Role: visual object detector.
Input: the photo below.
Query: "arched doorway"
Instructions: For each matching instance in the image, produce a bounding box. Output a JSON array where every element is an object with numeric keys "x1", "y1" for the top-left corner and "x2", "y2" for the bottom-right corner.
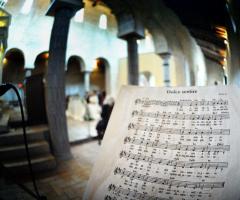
[
  {"x1": 65, "y1": 56, "x2": 87, "y2": 133},
  {"x1": 32, "y1": 51, "x2": 49, "y2": 75},
  {"x1": 90, "y1": 57, "x2": 110, "y2": 94},
  {"x1": 65, "y1": 55, "x2": 85, "y2": 97},
  {"x1": 1, "y1": 48, "x2": 25, "y2": 101},
  {"x1": 2, "y1": 48, "x2": 25, "y2": 83}
]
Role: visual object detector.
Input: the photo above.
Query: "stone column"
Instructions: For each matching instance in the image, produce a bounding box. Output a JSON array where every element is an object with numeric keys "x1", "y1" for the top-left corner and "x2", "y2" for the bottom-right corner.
[
  {"x1": 114, "y1": 11, "x2": 144, "y2": 85},
  {"x1": 159, "y1": 52, "x2": 171, "y2": 86},
  {"x1": 126, "y1": 37, "x2": 139, "y2": 85},
  {"x1": 84, "y1": 71, "x2": 91, "y2": 92},
  {"x1": 46, "y1": 0, "x2": 83, "y2": 160}
]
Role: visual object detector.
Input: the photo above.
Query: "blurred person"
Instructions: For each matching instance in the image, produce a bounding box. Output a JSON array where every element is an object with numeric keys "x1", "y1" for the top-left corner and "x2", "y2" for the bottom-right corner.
[
  {"x1": 96, "y1": 96, "x2": 114, "y2": 144},
  {"x1": 84, "y1": 90, "x2": 101, "y2": 121},
  {"x1": 98, "y1": 90, "x2": 106, "y2": 106}
]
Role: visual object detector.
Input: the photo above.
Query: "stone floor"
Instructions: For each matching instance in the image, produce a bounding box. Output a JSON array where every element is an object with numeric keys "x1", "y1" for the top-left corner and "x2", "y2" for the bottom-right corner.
[
  {"x1": 0, "y1": 140, "x2": 101, "y2": 200},
  {"x1": 67, "y1": 118, "x2": 98, "y2": 143}
]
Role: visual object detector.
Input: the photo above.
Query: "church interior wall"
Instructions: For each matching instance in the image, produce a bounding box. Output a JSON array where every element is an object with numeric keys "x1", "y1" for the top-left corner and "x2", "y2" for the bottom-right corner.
[
  {"x1": 136, "y1": 0, "x2": 207, "y2": 87},
  {"x1": 205, "y1": 58, "x2": 225, "y2": 85},
  {"x1": 119, "y1": 53, "x2": 163, "y2": 87},
  {"x1": 2, "y1": 0, "x2": 236, "y2": 101},
  {"x1": 5, "y1": 0, "x2": 53, "y2": 68},
  {"x1": 3, "y1": 0, "x2": 126, "y2": 98},
  {"x1": 118, "y1": 52, "x2": 178, "y2": 88}
]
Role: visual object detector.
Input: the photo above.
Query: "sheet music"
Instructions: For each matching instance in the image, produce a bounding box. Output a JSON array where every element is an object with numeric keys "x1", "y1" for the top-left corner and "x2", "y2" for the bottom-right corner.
[{"x1": 84, "y1": 86, "x2": 240, "y2": 200}]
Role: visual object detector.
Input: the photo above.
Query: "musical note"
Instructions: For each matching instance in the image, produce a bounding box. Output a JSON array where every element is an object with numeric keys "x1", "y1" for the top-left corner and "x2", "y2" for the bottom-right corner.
[
  {"x1": 108, "y1": 184, "x2": 170, "y2": 200},
  {"x1": 127, "y1": 123, "x2": 230, "y2": 135},
  {"x1": 84, "y1": 86, "x2": 240, "y2": 200},
  {"x1": 134, "y1": 98, "x2": 228, "y2": 107},
  {"x1": 114, "y1": 168, "x2": 225, "y2": 189},
  {"x1": 131, "y1": 111, "x2": 230, "y2": 120},
  {"x1": 119, "y1": 151, "x2": 228, "y2": 169},
  {"x1": 124, "y1": 137, "x2": 230, "y2": 152}
]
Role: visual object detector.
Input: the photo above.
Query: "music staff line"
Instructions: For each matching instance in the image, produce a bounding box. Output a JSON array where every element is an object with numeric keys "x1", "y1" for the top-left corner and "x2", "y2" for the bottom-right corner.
[
  {"x1": 128, "y1": 123, "x2": 230, "y2": 135},
  {"x1": 132, "y1": 110, "x2": 230, "y2": 120},
  {"x1": 119, "y1": 151, "x2": 228, "y2": 169},
  {"x1": 107, "y1": 184, "x2": 169, "y2": 200},
  {"x1": 114, "y1": 168, "x2": 225, "y2": 189},
  {"x1": 124, "y1": 137, "x2": 230, "y2": 152},
  {"x1": 134, "y1": 98, "x2": 228, "y2": 107}
]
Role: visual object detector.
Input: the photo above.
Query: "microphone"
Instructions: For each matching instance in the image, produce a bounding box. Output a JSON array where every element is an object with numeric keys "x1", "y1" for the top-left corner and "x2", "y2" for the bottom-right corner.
[{"x1": 0, "y1": 83, "x2": 12, "y2": 96}]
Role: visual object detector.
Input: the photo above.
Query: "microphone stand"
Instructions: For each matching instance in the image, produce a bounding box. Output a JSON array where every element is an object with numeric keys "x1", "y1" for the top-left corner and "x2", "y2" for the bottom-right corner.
[{"x1": 0, "y1": 83, "x2": 46, "y2": 200}]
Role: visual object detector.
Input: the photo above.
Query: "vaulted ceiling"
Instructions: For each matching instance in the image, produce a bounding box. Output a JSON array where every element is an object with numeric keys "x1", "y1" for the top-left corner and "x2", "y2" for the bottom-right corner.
[
  {"x1": 92, "y1": 0, "x2": 239, "y2": 65},
  {"x1": 163, "y1": 0, "x2": 230, "y2": 65}
]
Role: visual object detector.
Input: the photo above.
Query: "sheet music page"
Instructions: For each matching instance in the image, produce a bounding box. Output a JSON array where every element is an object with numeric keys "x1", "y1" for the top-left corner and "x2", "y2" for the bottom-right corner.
[{"x1": 84, "y1": 85, "x2": 240, "y2": 200}]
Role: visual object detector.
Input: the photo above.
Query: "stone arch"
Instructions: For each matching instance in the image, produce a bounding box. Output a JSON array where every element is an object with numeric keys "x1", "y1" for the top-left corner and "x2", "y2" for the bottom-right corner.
[
  {"x1": 102, "y1": 0, "x2": 207, "y2": 86},
  {"x1": 32, "y1": 51, "x2": 49, "y2": 75},
  {"x1": 90, "y1": 57, "x2": 110, "y2": 94},
  {"x1": 65, "y1": 55, "x2": 85, "y2": 97},
  {"x1": 66, "y1": 55, "x2": 85, "y2": 72},
  {"x1": 138, "y1": 1, "x2": 206, "y2": 86},
  {"x1": 2, "y1": 48, "x2": 25, "y2": 83}
]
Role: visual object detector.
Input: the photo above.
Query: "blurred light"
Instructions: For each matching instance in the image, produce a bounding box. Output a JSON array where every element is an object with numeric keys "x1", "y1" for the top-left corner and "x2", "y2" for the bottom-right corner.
[
  {"x1": 18, "y1": 83, "x2": 23, "y2": 88},
  {"x1": 21, "y1": 0, "x2": 33, "y2": 15},
  {"x1": 74, "y1": 8, "x2": 84, "y2": 23},
  {"x1": 99, "y1": 14, "x2": 107, "y2": 29},
  {"x1": 0, "y1": 42, "x2": 4, "y2": 52},
  {"x1": 226, "y1": 3, "x2": 237, "y2": 33},
  {"x1": 42, "y1": 53, "x2": 49, "y2": 59},
  {"x1": 2, "y1": 57, "x2": 7, "y2": 65},
  {"x1": 219, "y1": 49, "x2": 227, "y2": 57},
  {"x1": 215, "y1": 26, "x2": 228, "y2": 40},
  {"x1": 92, "y1": 59, "x2": 99, "y2": 71},
  {"x1": 0, "y1": 20, "x2": 7, "y2": 27}
]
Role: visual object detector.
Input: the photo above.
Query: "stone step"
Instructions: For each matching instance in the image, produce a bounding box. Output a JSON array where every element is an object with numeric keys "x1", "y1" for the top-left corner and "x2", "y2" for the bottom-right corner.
[
  {"x1": 0, "y1": 125, "x2": 49, "y2": 146},
  {"x1": 2, "y1": 155, "x2": 57, "y2": 177},
  {"x1": 0, "y1": 141, "x2": 50, "y2": 161}
]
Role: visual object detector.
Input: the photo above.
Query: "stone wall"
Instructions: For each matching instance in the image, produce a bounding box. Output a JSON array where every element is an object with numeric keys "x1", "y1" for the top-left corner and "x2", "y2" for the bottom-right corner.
[{"x1": 3, "y1": 0, "x2": 231, "y2": 99}]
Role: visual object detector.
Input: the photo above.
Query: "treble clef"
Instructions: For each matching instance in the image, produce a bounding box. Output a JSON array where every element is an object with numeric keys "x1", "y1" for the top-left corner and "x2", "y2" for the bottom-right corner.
[
  {"x1": 124, "y1": 137, "x2": 131, "y2": 144},
  {"x1": 128, "y1": 123, "x2": 134, "y2": 130},
  {"x1": 114, "y1": 167, "x2": 121, "y2": 175},
  {"x1": 131, "y1": 110, "x2": 138, "y2": 116},
  {"x1": 134, "y1": 99, "x2": 141, "y2": 105},
  {"x1": 119, "y1": 151, "x2": 126, "y2": 158}
]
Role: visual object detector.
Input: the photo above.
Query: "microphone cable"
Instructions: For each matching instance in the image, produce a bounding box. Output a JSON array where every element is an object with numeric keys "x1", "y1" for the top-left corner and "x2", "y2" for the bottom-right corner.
[{"x1": 0, "y1": 83, "x2": 46, "y2": 200}]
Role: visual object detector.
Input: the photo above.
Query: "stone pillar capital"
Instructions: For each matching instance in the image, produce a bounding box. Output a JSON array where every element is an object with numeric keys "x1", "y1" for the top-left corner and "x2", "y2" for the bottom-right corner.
[
  {"x1": 46, "y1": 0, "x2": 84, "y2": 17},
  {"x1": 115, "y1": 12, "x2": 145, "y2": 40},
  {"x1": 158, "y1": 52, "x2": 171, "y2": 60}
]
